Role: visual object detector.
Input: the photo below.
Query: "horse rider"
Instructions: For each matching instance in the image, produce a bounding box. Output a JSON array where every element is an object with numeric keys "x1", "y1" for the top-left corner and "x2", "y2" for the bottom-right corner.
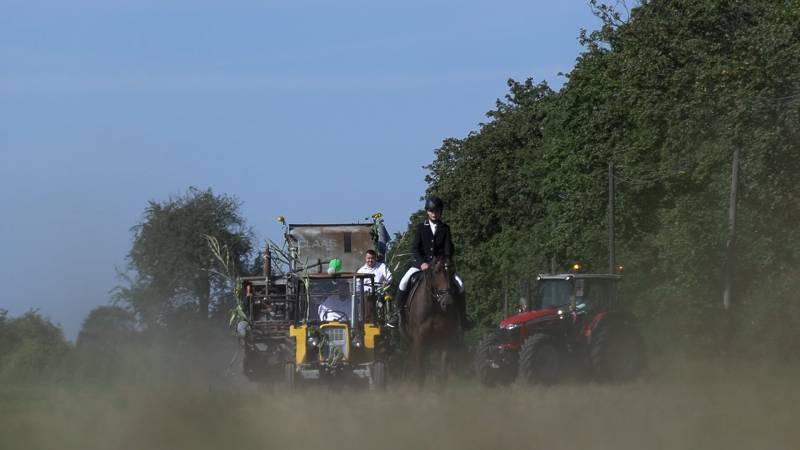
[{"x1": 391, "y1": 196, "x2": 473, "y2": 330}]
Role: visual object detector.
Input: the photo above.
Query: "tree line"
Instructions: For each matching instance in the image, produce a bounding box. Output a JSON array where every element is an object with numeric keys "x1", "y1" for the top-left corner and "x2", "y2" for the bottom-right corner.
[{"x1": 416, "y1": 0, "x2": 800, "y2": 356}]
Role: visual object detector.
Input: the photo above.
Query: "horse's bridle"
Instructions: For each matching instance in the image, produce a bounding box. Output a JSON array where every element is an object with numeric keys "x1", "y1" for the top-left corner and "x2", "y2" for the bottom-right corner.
[
  {"x1": 431, "y1": 286, "x2": 451, "y2": 300},
  {"x1": 430, "y1": 262, "x2": 454, "y2": 310}
]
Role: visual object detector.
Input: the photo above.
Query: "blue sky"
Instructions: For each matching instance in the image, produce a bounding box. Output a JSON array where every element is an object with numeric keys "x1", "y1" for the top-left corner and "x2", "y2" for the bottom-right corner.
[{"x1": 1, "y1": 0, "x2": 599, "y2": 339}]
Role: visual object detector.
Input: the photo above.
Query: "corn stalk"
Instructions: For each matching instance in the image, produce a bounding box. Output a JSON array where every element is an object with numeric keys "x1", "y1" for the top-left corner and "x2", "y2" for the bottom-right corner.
[{"x1": 203, "y1": 234, "x2": 246, "y2": 326}]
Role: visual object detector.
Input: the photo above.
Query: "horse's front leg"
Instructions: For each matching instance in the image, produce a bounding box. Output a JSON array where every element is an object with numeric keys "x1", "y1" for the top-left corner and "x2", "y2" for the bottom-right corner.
[
  {"x1": 433, "y1": 347, "x2": 448, "y2": 393},
  {"x1": 411, "y1": 337, "x2": 427, "y2": 388}
]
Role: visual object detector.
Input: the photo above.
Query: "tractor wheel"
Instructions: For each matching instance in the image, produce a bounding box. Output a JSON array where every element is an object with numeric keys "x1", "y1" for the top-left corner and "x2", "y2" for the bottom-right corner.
[
  {"x1": 284, "y1": 361, "x2": 296, "y2": 390},
  {"x1": 518, "y1": 333, "x2": 560, "y2": 385},
  {"x1": 284, "y1": 336, "x2": 297, "y2": 362},
  {"x1": 474, "y1": 335, "x2": 515, "y2": 387},
  {"x1": 242, "y1": 348, "x2": 258, "y2": 381},
  {"x1": 371, "y1": 361, "x2": 387, "y2": 391},
  {"x1": 590, "y1": 321, "x2": 644, "y2": 383},
  {"x1": 283, "y1": 336, "x2": 298, "y2": 390}
]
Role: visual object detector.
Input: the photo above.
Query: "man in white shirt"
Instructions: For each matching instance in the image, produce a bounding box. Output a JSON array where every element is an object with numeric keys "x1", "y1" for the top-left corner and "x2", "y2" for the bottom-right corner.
[
  {"x1": 357, "y1": 250, "x2": 392, "y2": 294},
  {"x1": 357, "y1": 250, "x2": 391, "y2": 322}
]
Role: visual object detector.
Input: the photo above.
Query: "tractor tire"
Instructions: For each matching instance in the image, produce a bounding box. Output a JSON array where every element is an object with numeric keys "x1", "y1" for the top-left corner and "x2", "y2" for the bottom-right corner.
[
  {"x1": 284, "y1": 361, "x2": 296, "y2": 390},
  {"x1": 242, "y1": 348, "x2": 258, "y2": 382},
  {"x1": 590, "y1": 321, "x2": 644, "y2": 383},
  {"x1": 283, "y1": 336, "x2": 297, "y2": 364},
  {"x1": 283, "y1": 336, "x2": 298, "y2": 391},
  {"x1": 474, "y1": 335, "x2": 515, "y2": 387},
  {"x1": 371, "y1": 361, "x2": 387, "y2": 391},
  {"x1": 518, "y1": 333, "x2": 560, "y2": 385}
]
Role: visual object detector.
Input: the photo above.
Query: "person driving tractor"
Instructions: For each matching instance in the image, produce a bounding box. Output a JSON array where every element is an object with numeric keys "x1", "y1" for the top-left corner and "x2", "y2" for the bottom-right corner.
[{"x1": 318, "y1": 281, "x2": 350, "y2": 322}]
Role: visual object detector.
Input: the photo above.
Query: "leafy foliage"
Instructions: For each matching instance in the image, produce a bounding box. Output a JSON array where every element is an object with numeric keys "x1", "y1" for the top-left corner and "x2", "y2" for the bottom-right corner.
[
  {"x1": 203, "y1": 234, "x2": 246, "y2": 326},
  {"x1": 0, "y1": 310, "x2": 71, "y2": 382},
  {"x1": 419, "y1": 0, "x2": 800, "y2": 354},
  {"x1": 118, "y1": 187, "x2": 253, "y2": 330},
  {"x1": 76, "y1": 305, "x2": 137, "y2": 350}
]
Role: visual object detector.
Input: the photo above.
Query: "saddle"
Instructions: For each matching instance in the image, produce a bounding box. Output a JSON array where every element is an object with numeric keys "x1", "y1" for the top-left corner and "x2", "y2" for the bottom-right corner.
[{"x1": 405, "y1": 270, "x2": 425, "y2": 310}]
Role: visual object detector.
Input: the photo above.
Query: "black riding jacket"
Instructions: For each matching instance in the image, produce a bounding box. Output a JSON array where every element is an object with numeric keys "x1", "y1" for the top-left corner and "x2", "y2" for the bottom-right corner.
[{"x1": 412, "y1": 219, "x2": 455, "y2": 268}]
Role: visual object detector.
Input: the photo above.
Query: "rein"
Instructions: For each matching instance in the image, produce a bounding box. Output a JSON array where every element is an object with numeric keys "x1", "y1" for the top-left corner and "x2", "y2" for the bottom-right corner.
[
  {"x1": 431, "y1": 286, "x2": 450, "y2": 302},
  {"x1": 427, "y1": 262, "x2": 454, "y2": 311}
]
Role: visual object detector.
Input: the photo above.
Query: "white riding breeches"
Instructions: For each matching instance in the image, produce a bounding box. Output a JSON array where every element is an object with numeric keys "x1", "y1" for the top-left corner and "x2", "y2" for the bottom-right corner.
[{"x1": 399, "y1": 267, "x2": 465, "y2": 293}]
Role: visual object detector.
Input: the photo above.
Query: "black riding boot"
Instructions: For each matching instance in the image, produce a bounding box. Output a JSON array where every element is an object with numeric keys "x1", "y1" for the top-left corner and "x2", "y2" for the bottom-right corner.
[
  {"x1": 388, "y1": 289, "x2": 408, "y2": 328},
  {"x1": 456, "y1": 292, "x2": 474, "y2": 331}
]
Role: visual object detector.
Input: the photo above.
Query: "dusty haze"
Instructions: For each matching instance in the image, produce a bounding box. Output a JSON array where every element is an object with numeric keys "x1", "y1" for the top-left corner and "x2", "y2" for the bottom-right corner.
[{"x1": 2, "y1": 358, "x2": 798, "y2": 450}]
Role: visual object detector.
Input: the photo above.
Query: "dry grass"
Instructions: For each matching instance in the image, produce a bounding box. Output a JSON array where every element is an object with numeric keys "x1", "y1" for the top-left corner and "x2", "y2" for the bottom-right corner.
[{"x1": 2, "y1": 359, "x2": 798, "y2": 450}]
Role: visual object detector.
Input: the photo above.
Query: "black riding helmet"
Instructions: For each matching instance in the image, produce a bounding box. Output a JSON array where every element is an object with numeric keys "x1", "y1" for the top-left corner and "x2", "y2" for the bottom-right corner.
[{"x1": 425, "y1": 196, "x2": 444, "y2": 212}]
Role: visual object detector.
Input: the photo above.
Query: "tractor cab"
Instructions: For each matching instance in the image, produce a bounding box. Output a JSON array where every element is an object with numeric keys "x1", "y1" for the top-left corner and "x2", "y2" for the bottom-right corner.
[
  {"x1": 531, "y1": 273, "x2": 621, "y2": 314},
  {"x1": 305, "y1": 277, "x2": 359, "y2": 324},
  {"x1": 302, "y1": 274, "x2": 383, "y2": 325},
  {"x1": 288, "y1": 273, "x2": 385, "y2": 385},
  {"x1": 502, "y1": 273, "x2": 622, "y2": 333}
]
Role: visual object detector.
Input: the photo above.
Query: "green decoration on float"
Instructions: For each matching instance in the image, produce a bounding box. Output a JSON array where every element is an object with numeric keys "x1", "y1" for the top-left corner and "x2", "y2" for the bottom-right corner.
[{"x1": 328, "y1": 258, "x2": 342, "y2": 273}]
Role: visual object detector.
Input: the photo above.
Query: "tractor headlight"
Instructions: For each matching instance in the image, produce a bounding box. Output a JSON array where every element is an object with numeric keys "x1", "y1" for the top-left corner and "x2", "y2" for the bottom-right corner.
[
  {"x1": 500, "y1": 324, "x2": 521, "y2": 342},
  {"x1": 352, "y1": 334, "x2": 364, "y2": 348},
  {"x1": 308, "y1": 335, "x2": 318, "y2": 347}
]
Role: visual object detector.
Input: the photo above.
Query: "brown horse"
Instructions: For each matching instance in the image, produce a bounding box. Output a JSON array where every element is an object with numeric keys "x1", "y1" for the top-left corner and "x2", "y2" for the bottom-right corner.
[{"x1": 403, "y1": 256, "x2": 461, "y2": 388}]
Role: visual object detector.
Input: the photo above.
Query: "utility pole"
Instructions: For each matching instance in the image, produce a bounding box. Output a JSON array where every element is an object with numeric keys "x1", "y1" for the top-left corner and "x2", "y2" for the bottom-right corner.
[
  {"x1": 608, "y1": 160, "x2": 616, "y2": 274},
  {"x1": 723, "y1": 147, "x2": 740, "y2": 311}
]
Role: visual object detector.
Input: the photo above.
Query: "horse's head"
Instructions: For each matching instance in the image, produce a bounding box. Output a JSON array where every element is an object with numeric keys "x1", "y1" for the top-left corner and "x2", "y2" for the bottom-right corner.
[{"x1": 430, "y1": 256, "x2": 456, "y2": 311}]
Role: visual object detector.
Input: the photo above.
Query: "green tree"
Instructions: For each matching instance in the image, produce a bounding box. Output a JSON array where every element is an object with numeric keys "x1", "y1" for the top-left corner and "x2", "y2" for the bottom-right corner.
[
  {"x1": 558, "y1": 0, "x2": 800, "y2": 348},
  {"x1": 0, "y1": 310, "x2": 71, "y2": 382},
  {"x1": 119, "y1": 187, "x2": 253, "y2": 329},
  {"x1": 76, "y1": 305, "x2": 137, "y2": 350},
  {"x1": 70, "y1": 306, "x2": 139, "y2": 383},
  {"x1": 0, "y1": 310, "x2": 10, "y2": 368},
  {"x1": 416, "y1": 0, "x2": 800, "y2": 354}
]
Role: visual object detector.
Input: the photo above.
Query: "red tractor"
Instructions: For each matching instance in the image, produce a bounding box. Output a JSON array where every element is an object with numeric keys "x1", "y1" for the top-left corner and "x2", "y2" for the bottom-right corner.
[{"x1": 474, "y1": 269, "x2": 644, "y2": 386}]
